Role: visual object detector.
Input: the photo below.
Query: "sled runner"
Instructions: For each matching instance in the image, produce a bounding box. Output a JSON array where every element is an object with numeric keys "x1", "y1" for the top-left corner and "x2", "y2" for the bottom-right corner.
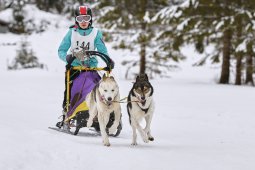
[{"x1": 54, "y1": 51, "x2": 122, "y2": 137}]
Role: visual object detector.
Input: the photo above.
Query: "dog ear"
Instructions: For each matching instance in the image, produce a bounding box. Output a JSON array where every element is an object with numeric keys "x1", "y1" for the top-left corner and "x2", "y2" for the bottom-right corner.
[
  {"x1": 102, "y1": 73, "x2": 107, "y2": 81},
  {"x1": 144, "y1": 73, "x2": 149, "y2": 81},
  {"x1": 110, "y1": 76, "x2": 115, "y2": 80},
  {"x1": 135, "y1": 74, "x2": 140, "y2": 81},
  {"x1": 149, "y1": 83, "x2": 154, "y2": 96}
]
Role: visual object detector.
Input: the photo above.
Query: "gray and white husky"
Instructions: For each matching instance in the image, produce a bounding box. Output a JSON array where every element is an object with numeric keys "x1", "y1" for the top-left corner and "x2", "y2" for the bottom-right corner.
[
  {"x1": 86, "y1": 74, "x2": 121, "y2": 146},
  {"x1": 127, "y1": 74, "x2": 155, "y2": 145}
]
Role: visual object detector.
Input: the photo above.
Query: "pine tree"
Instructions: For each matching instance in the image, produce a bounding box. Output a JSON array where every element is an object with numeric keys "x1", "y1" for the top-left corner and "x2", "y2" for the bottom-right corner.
[
  {"x1": 245, "y1": 43, "x2": 254, "y2": 85},
  {"x1": 9, "y1": 0, "x2": 26, "y2": 34},
  {"x1": 234, "y1": 1, "x2": 243, "y2": 85},
  {"x1": 96, "y1": 0, "x2": 171, "y2": 78},
  {"x1": 8, "y1": 38, "x2": 44, "y2": 70},
  {"x1": 35, "y1": 0, "x2": 65, "y2": 13},
  {"x1": 156, "y1": 0, "x2": 255, "y2": 85},
  {"x1": 0, "y1": 0, "x2": 13, "y2": 10}
]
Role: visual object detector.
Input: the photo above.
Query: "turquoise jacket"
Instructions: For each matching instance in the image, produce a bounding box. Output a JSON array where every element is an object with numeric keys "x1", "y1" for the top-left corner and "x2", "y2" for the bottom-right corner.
[{"x1": 58, "y1": 26, "x2": 109, "y2": 67}]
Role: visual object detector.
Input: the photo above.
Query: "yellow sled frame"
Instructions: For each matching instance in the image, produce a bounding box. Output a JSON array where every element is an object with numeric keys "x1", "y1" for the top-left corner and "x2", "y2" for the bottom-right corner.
[{"x1": 65, "y1": 66, "x2": 108, "y2": 122}]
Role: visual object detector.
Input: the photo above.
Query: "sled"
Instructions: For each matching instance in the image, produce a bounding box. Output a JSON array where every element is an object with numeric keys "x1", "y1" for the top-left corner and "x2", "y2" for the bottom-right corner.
[{"x1": 55, "y1": 51, "x2": 122, "y2": 136}]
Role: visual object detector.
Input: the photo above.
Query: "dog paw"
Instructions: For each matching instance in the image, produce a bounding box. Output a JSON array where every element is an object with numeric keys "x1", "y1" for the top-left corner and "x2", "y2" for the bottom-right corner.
[
  {"x1": 104, "y1": 143, "x2": 111, "y2": 147},
  {"x1": 131, "y1": 142, "x2": 137, "y2": 146},
  {"x1": 148, "y1": 136, "x2": 154, "y2": 141},
  {"x1": 103, "y1": 140, "x2": 111, "y2": 147},
  {"x1": 141, "y1": 132, "x2": 149, "y2": 143}
]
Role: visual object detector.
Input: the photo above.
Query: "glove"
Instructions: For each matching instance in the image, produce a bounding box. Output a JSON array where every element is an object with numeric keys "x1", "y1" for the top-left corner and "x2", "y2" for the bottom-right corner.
[
  {"x1": 73, "y1": 50, "x2": 85, "y2": 61},
  {"x1": 103, "y1": 66, "x2": 111, "y2": 72},
  {"x1": 103, "y1": 60, "x2": 115, "y2": 72},
  {"x1": 66, "y1": 54, "x2": 76, "y2": 69},
  {"x1": 109, "y1": 59, "x2": 115, "y2": 70}
]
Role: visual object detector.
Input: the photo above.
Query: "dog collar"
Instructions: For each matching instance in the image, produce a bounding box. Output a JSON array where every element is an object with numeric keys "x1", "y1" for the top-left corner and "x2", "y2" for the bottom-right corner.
[
  {"x1": 141, "y1": 107, "x2": 149, "y2": 113},
  {"x1": 136, "y1": 99, "x2": 151, "y2": 114},
  {"x1": 136, "y1": 101, "x2": 150, "y2": 114}
]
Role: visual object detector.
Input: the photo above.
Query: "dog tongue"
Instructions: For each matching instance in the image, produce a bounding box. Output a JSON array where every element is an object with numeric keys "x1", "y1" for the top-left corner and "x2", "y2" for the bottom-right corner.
[
  {"x1": 141, "y1": 100, "x2": 146, "y2": 106},
  {"x1": 107, "y1": 101, "x2": 112, "y2": 106}
]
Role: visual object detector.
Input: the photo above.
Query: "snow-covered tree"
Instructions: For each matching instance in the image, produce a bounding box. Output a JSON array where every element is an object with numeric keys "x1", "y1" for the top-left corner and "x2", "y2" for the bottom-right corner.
[
  {"x1": 35, "y1": 0, "x2": 98, "y2": 14},
  {"x1": 9, "y1": 0, "x2": 26, "y2": 33},
  {"x1": 8, "y1": 38, "x2": 45, "y2": 70},
  {"x1": 96, "y1": 0, "x2": 178, "y2": 78},
  {"x1": 156, "y1": 0, "x2": 255, "y2": 85},
  {"x1": 0, "y1": 0, "x2": 13, "y2": 10},
  {"x1": 35, "y1": 0, "x2": 64, "y2": 13}
]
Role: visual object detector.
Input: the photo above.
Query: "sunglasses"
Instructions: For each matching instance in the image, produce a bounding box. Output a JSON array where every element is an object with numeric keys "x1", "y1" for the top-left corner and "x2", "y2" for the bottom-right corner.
[{"x1": 76, "y1": 15, "x2": 91, "y2": 23}]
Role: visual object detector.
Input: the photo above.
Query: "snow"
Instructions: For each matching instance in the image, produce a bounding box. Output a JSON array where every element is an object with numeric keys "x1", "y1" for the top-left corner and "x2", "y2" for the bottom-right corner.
[
  {"x1": 143, "y1": 11, "x2": 150, "y2": 23},
  {"x1": 177, "y1": 18, "x2": 190, "y2": 31},
  {"x1": 180, "y1": 0, "x2": 198, "y2": 9},
  {"x1": 215, "y1": 20, "x2": 224, "y2": 31},
  {"x1": 236, "y1": 40, "x2": 247, "y2": 53},
  {"x1": 1, "y1": 5, "x2": 255, "y2": 170},
  {"x1": 0, "y1": 8, "x2": 13, "y2": 22},
  {"x1": 99, "y1": 6, "x2": 115, "y2": 17},
  {"x1": 152, "y1": 6, "x2": 177, "y2": 23}
]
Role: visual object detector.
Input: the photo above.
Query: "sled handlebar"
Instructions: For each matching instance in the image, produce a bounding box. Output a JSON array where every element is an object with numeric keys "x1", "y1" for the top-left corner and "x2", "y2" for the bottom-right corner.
[
  {"x1": 71, "y1": 66, "x2": 106, "y2": 71},
  {"x1": 72, "y1": 50, "x2": 114, "y2": 72}
]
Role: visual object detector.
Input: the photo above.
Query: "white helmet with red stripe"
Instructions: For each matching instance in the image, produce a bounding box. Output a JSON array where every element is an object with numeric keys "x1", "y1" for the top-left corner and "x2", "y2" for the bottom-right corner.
[{"x1": 74, "y1": 5, "x2": 93, "y2": 28}]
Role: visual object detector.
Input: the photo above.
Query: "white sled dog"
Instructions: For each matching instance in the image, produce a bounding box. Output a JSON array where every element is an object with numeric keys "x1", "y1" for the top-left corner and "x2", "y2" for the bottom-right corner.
[
  {"x1": 86, "y1": 74, "x2": 121, "y2": 146},
  {"x1": 127, "y1": 74, "x2": 155, "y2": 145}
]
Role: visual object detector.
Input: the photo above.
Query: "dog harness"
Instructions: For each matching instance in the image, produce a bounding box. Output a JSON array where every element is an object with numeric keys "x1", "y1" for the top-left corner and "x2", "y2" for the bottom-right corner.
[{"x1": 140, "y1": 105, "x2": 149, "y2": 113}]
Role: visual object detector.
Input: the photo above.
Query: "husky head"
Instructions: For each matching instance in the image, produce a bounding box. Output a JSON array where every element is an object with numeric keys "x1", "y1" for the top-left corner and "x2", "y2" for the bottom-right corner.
[
  {"x1": 132, "y1": 74, "x2": 153, "y2": 105},
  {"x1": 99, "y1": 74, "x2": 119, "y2": 105}
]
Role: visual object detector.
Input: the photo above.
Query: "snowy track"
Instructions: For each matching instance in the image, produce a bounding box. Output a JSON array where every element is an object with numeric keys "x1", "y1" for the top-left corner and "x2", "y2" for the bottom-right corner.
[{"x1": 0, "y1": 68, "x2": 255, "y2": 170}]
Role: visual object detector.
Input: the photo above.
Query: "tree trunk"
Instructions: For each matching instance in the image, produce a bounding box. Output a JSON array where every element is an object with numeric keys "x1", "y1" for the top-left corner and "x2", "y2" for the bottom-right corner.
[
  {"x1": 235, "y1": 11, "x2": 243, "y2": 85},
  {"x1": 235, "y1": 53, "x2": 242, "y2": 85},
  {"x1": 245, "y1": 43, "x2": 254, "y2": 85},
  {"x1": 219, "y1": 28, "x2": 231, "y2": 84},
  {"x1": 139, "y1": 22, "x2": 146, "y2": 74},
  {"x1": 140, "y1": 42, "x2": 146, "y2": 74}
]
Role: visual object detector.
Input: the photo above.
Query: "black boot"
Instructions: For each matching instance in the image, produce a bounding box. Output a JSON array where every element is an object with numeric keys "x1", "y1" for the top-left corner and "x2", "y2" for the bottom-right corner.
[
  {"x1": 56, "y1": 115, "x2": 66, "y2": 129},
  {"x1": 74, "y1": 111, "x2": 89, "y2": 135}
]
